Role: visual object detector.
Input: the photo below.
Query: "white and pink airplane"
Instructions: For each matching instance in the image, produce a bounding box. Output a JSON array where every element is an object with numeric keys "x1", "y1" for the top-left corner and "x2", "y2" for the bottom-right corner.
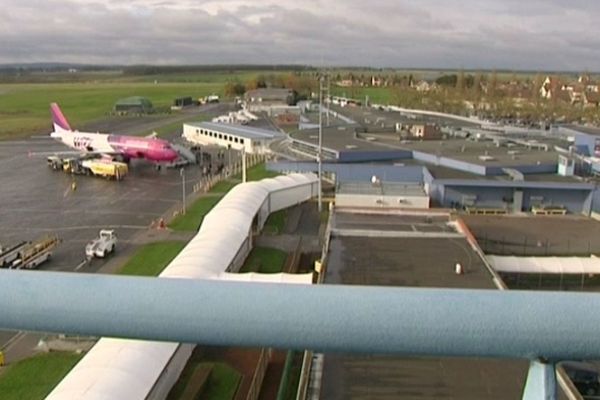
[{"x1": 49, "y1": 103, "x2": 179, "y2": 163}]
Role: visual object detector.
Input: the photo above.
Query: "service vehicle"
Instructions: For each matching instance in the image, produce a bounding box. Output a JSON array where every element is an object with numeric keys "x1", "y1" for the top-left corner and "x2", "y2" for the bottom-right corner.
[
  {"x1": 81, "y1": 158, "x2": 128, "y2": 180},
  {"x1": 47, "y1": 156, "x2": 128, "y2": 180},
  {"x1": 0, "y1": 241, "x2": 28, "y2": 268},
  {"x1": 85, "y1": 230, "x2": 117, "y2": 259},
  {"x1": 4, "y1": 235, "x2": 61, "y2": 270}
]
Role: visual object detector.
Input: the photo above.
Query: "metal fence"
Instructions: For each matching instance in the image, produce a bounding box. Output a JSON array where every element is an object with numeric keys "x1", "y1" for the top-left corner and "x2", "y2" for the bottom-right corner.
[{"x1": 479, "y1": 235, "x2": 596, "y2": 257}]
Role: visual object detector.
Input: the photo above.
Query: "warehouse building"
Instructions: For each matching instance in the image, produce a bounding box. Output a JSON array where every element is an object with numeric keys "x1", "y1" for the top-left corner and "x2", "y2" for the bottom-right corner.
[
  {"x1": 113, "y1": 96, "x2": 153, "y2": 114},
  {"x1": 182, "y1": 122, "x2": 283, "y2": 154},
  {"x1": 244, "y1": 88, "x2": 294, "y2": 108}
]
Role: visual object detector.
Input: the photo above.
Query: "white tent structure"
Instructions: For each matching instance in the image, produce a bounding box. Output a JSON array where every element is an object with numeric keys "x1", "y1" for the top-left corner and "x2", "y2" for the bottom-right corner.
[
  {"x1": 46, "y1": 173, "x2": 318, "y2": 400},
  {"x1": 487, "y1": 255, "x2": 600, "y2": 274}
]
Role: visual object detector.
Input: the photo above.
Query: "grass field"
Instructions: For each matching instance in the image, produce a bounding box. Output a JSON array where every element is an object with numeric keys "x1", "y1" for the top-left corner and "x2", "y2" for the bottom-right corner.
[
  {"x1": 239, "y1": 247, "x2": 288, "y2": 274},
  {"x1": 168, "y1": 195, "x2": 224, "y2": 231},
  {"x1": 118, "y1": 241, "x2": 186, "y2": 276},
  {"x1": 0, "y1": 352, "x2": 83, "y2": 400},
  {"x1": 168, "y1": 362, "x2": 241, "y2": 400},
  {"x1": 196, "y1": 363, "x2": 241, "y2": 400},
  {"x1": 245, "y1": 163, "x2": 280, "y2": 181},
  {"x1": 277, "y1": 351, "x2": 303, "y2": 400},
  {"x1": 170, "y1": 164, "x2": 280, "y2": 231},
  {"x1": 0, "y1": 81, "x2": 224, "y2": 138},
  {"x1": 209, "y1": 179, "x2": 240, "y2": 193},
  {"x1": 263, "y1": 209, "x2": 287, "y2": 235}
]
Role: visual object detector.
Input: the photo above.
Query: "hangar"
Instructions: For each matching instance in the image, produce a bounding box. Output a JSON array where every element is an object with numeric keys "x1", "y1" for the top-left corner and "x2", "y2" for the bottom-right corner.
[{"x1": 113, "y1": 96, "x2": 153, "y2": 114}]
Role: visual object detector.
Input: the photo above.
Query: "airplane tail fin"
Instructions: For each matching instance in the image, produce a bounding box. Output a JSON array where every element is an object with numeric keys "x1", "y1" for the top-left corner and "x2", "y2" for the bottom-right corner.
[{"x1": 50, "y1": 103, "x2": 72, "y2": 133}]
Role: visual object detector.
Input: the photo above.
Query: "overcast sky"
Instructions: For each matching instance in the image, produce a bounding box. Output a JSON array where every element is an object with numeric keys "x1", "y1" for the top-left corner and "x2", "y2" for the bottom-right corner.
[{"x1": 1, "y1": 0, "x2": 599, "y2": 71}]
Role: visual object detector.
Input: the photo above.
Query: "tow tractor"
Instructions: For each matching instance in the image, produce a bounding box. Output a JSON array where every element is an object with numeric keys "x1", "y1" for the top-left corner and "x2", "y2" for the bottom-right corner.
[
  {"x1": 85, "y1": 230, "x2": 117, "y2": 259},
  {"x1": 0, "y1": 235, "x2": 61, "y2": 270}
]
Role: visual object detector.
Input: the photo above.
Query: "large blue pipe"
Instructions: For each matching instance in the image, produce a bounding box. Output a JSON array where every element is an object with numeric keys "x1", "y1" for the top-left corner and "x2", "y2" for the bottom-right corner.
[{"x1": 2, "y1": 269, "x2": 599, "y2": 360}]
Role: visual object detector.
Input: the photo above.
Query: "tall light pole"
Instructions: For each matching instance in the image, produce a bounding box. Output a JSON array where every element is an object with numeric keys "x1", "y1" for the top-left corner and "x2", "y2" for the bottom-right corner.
[
  {"x1": 180, "y1": 168, "x2": 186, "y2": 215},
  {"x1": 318, "y1": 75, "x2": 324, "y2": 213},
  {"x1": 326, "y1": 73, "x2": 330, "y2": 127},
  {"x1": 227, "y1": 145, "x2": 232, "y2": 176},
  {"x1": 242, "y1": 147, "x2": 247, "y2": 183}
]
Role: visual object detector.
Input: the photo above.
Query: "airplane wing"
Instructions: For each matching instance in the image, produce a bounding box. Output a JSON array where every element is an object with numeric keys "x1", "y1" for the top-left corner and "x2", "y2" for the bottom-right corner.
[{"x1": 28, "y1": 150, "x2": 120, "y2": 158}]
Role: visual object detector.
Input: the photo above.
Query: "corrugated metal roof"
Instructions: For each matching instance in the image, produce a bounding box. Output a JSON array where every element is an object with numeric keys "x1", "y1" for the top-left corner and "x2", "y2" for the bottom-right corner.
[{"x1": 185, "y1": 122, "x2": 283, "y2": 140}]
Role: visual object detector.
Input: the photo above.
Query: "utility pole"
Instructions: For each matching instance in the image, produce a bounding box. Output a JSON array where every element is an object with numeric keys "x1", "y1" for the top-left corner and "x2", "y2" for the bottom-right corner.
[
  {"x1": 180, "y1": 168, "x2": 186, "y2": 215},
  {"x1": 318, "y1": 75, "x2": 324, "y2": 213},
  {"x1": 242, "y1": 147, "x2": 247, "y2": 183},
  {"x1": 227, "y1": 144, "x2": 232, "y2": 176},
  {"x1": 326, "y1": 73, "x2": 330, "y2": 127}
]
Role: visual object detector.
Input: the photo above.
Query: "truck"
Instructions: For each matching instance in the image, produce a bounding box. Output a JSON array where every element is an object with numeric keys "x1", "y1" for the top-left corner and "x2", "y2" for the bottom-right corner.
[
  {"x1": 3, "y1": 235, "x2": 61, "y2": 270},
  {"x1": 0, "y1": 241, "x2": 29, "y2": 268},
  {"x1": 47, "y1": 156, "x2": 128, "y2": 180},
  {"x1": 85, "y1": 230, "x2": 117, "y2": 259}
]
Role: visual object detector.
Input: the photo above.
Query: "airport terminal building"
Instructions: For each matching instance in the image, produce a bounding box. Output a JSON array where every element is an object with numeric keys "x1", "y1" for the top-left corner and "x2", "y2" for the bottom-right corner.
[
  {"x1": 182, "y1": 122, "x2": 283, "y2": 154},
  {"x1": 272, "y1": 107, "x2": 600, "y2": 216}
]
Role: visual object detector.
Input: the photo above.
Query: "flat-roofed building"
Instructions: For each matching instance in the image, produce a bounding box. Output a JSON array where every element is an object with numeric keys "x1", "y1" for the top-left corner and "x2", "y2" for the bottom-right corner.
[
  {"x1": 182, "y1": 122, "x2": 283, "y2": 154},
  {"x1": 336, "y1": 181, "x2": 430, "y2": 209}
]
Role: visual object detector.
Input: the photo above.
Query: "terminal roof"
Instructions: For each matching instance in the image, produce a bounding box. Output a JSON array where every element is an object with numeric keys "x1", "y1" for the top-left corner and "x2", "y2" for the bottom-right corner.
[{"x1": 186, "y1": 121, "x2": 283, "y2": 140}]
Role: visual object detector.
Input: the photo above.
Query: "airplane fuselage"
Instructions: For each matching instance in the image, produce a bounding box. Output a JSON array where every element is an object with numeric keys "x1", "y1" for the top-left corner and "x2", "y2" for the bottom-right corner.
[
  {"x1": 49, "y1": 103, "x2": 179, "y2": 163},
  {"x1": 50, "y1": 131, "x2": 179, "y2": 163}
]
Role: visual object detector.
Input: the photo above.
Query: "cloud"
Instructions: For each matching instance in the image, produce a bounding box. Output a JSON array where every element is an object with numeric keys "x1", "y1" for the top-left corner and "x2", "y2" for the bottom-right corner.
[{"x1": 0, "y1": 0, "x2": 599, "y2": 70}]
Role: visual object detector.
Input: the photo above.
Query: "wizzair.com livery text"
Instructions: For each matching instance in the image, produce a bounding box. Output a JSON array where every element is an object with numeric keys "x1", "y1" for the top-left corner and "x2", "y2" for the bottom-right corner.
[{"x1": 50, "y1": 103, "x2": 179, "y2": 163}]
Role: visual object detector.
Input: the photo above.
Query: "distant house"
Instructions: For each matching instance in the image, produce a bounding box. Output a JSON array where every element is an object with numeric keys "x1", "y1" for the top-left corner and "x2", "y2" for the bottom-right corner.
[
  {"x1": 337, "y1": 79, "x2": 354, "y2": 87},
  {"x1": 568, "y1": 89, "x2": 584, "y2": 104},
  {"x1": 540, "y1": 76, "x2": 561, "y2": 99},
  {"x1": 409, "y1": 124, "x2": 442, "y2": 140},
  {"x1": 371, "y1": 76, "x2": 384, "y2": 87},
  {"x1": 414, "y1": 81, "x2": 431, "y2": 92},
  {"x1": 584, "y1": 91, "x2": 600, "y2": 107},
  {"x1": 539, "y1": 76, "x2": 593, "y2": 104},
  {"x1": 113, "y1": 96, "x2": 153, "y2": 114}
]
